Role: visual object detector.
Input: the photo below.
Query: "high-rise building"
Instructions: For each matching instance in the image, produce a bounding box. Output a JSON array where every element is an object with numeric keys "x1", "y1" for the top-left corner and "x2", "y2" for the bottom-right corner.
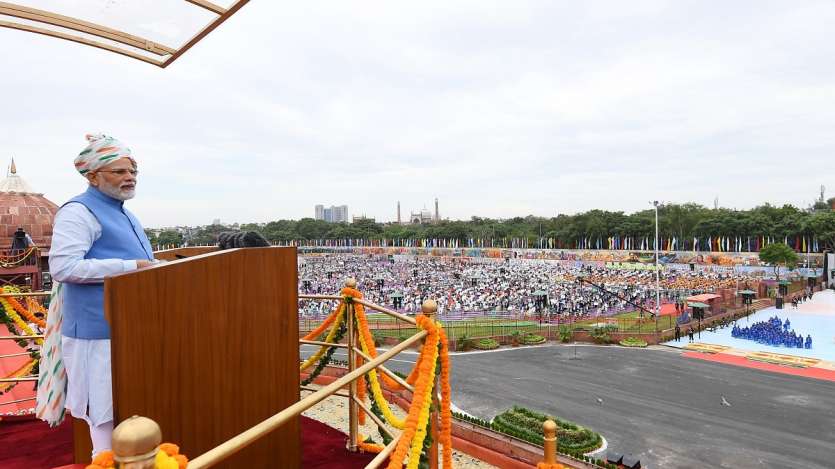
[
  {"x1": 315, "y1": 204, "x2": 349, "y2": 223},
  {"x1": 332, "y1": 205, "x2": 349, "y2": 223},
  {"x1": 397, "y1": 201, "x2": 401, "y2": 224},
  {"x1": 434, "y1": 198, "x2": 439, "y2": 223}
]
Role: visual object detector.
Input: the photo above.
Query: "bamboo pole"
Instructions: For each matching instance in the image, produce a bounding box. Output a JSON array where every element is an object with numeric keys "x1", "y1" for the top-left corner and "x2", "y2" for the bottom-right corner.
[
  {"x1": 0, "y1": 335, "x2": 43, "y2": 340},
  {"x1": 355, "y1": 298, "x2": 417, "y2": 325},
  {"x1": 0, "y1": 292, "x2": 50, "y2": 297},
  {"x1": 188, "y1": 328, "x2": 427, "y2": 469},
  {"x1": 0, "y1": 396, "x2": 35, "y2": 405},
  {"x1": 352, "y1": 347, "x2": 414, "y2": 393},
  {"x1": 423, "y1": 299, "x2": 440, "y2": 469},
  {"x1": 0, "y1": 376, "x2": 37, "y2": 382},
  {"x1": 346, "y1": 290, "x2": 359, "y2": 451},
  {"x1": 352, "y1": 396, "x2": 395, "y2": 440},
  {"x1": 364, "y1": 435, "x2": 401, "y2": 469},
  {"x1": 300, "y1": 339, "x2": 349, "y2": 349}
]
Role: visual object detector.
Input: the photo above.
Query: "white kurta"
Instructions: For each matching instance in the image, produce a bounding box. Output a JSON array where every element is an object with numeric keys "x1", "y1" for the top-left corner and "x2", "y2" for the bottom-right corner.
[{"x1": 50, "y1": 202, "x2": 139, "y2": 426}]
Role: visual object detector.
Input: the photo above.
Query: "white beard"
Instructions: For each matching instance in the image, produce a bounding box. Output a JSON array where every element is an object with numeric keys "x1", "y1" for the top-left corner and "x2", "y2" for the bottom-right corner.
[{"x1": 97, "y1": 182, "x2": 135, "y2": 201}]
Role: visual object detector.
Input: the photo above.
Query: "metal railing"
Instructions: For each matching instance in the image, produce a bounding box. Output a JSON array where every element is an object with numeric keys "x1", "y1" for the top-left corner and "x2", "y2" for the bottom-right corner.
[
  {"x1": 186, "y1": 278, "x2": 438, "y2": 469},
  {"x1": 0, "y1": 286, "x2": 438, "y2": 468},
  {"x1": 0, "y1": 290, "x2": 49, "y2": 386}
]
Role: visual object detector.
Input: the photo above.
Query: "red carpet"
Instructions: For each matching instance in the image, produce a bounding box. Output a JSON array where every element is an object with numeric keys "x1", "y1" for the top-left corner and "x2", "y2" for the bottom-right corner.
[
  {"x1": 0, "y1": 416, "x2": 74, "y2": 468},
  {"x1": 683, "y1": 351, "x2": 835, "y2": 382},
  {"x1": 0, "y1": 415, "x2": 379, "y2": 469}
]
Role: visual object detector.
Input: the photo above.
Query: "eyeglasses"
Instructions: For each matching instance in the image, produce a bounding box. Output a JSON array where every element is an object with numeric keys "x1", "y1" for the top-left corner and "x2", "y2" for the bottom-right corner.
[{"x1": 97, "y1": 169, "x2": 139, "y2": 177}]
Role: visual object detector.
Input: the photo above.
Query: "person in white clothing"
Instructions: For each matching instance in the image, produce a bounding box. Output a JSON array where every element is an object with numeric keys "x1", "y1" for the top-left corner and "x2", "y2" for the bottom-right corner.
[{"x1": 49, "y1": 134, "x2": 157, "y2": 457}]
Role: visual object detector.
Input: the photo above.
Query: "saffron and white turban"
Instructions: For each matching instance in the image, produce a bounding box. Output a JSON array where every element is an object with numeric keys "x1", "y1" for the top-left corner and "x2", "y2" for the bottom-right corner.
[{"x1": 74, "y1": 133, "x2": 135, "y2": 176}]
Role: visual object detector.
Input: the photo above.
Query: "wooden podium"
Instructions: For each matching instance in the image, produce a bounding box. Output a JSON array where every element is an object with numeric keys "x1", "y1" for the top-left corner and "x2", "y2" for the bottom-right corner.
[{"x1": 76, "y1": 247, "x2": 301, "y2": 468}]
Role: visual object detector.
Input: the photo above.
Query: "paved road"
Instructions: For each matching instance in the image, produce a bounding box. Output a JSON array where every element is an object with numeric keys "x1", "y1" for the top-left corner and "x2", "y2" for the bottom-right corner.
[
  {"x1": 450, "y1": 344, "x2": 835, "y2": 469},
  {"x1": 301, "y1": 342, "x2": 835, "y2": 468}
]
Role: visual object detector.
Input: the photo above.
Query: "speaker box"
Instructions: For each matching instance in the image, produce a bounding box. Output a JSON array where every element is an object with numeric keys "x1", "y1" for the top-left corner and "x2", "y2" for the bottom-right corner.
[{"x1": 606, "y1": 452, "x2": 623, "y2": 464}]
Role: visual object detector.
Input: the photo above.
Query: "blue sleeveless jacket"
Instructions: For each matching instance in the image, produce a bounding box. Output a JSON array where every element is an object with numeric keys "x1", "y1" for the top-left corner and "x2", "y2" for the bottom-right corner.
[{"x1": 60, "y1": 186, "x2": 153, "y2": 339}]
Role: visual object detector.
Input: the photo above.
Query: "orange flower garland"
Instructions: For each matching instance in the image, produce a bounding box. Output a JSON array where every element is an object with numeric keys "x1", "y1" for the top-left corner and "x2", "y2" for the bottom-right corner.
[
  {"x1": 0, "y1": 358, "x2": 38, "y2": 393},
  {"x1": 7, "y1": 295, "x2": 46, "y2": 329},
  {"x1": 301, "y1": 303, "x2": 340, "y2": 341},
  {"x1": 438, "y1": 327, "x2": 453, "y2": 468},
  {"x1": 85, "y1": 443, "x2": 188, "y2": 469},
  {"x1": 386, "y1": 314, "x2": 440, "y2": 469},
  {"x1": 339, "y1": 286, "x2": 453, "y2": 469},
  {"x1": 344, "y1": 287, "x2": 424, "y2": 390}
]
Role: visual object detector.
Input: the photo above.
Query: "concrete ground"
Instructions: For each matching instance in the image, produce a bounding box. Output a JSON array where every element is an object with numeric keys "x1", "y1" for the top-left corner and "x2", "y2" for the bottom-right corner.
[
  {"x1": 301, "y1": 341, "x2": 835, "y2": 469},
  {"x1": 449, "y1": 344, "x2": 835, "y2": 469}
]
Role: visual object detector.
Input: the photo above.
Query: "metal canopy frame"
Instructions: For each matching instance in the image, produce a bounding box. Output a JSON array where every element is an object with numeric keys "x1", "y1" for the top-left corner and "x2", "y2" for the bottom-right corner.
[{"x1": 0, "y1": 0, "x2": 249, "y2": 67}]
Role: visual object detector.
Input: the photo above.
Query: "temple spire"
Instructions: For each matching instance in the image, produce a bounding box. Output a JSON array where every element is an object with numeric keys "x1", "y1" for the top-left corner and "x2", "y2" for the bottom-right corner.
[{"x1": 9, "y1": 158, "x2": 16, "y2": 175}]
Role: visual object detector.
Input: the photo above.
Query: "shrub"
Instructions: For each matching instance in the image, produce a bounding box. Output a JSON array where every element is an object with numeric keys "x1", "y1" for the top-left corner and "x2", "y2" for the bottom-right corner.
[
  {"x1": 473, "y1": 337, "x2": 500, "y2": 350},
  {"x1": 456, "y1": 334, "x2": 472, "y2": 351},
  {"x1": 558, "y1": 325, "x2": 572, "y2": 342},
  {"x1": 590, "y1": 326, "x2": 616, "y2": 344},
  {"x1": 522, "y1": 333, "x2": 546, "y2": 345},
  {"x1": 490, "y1": 406, "x2": 602, "y2": 454},
  {"x1": 619, "y1": 336, "x2": 648, "y2": 347},
  {"x1": 371, "y1": 331, "x2": 384, "y2": 347}
]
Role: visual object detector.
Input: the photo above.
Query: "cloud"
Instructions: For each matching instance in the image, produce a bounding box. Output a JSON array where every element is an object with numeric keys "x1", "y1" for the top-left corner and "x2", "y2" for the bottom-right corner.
[{"x1": 1, "y1": 0, "x2": 834, "y2": 226}]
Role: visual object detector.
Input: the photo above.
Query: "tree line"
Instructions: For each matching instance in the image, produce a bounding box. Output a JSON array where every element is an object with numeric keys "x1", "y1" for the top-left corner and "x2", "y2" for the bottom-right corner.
[{"x1": 147, "y1": 201, "x2": 835, "y2": 252}]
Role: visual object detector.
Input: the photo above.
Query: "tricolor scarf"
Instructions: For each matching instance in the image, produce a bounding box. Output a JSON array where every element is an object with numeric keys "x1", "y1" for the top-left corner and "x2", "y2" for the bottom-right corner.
[{"x1": 36, "y1": 283, "x2": 67, "y2": 427}]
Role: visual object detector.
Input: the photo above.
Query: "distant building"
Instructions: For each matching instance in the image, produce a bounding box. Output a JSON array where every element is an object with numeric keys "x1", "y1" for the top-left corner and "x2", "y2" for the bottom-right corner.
[
  {"x1": 212, "y1": 218, "x2": 221, "y2": 226},
  {"x1": 315, "y1": 204, "x2": 349, "y2": 223},
  {"x1": 352, "y1": 215, "x2": 375, "y2": 223},
  {"x1": 411, "y1": 208, "x2": 433, "y2": 225},
  {"x1": 407, "y1": 198, "x2": 440, "y2": 224}
]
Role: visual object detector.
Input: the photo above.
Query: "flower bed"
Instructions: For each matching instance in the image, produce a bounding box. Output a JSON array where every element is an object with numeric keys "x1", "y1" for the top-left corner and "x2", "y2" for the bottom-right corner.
[
  {"x1": 521, "y1": 333, "x2": 546, "y2": 345},
  {"x1": 618, "y1": 337, "x2": 648, "y2": 347},
  {"x1": 453, "y1": 406, "x2": 603, "y2": 459},
  {"x1": 473, "y1": 338, "x2": 500, "y2": 350}
]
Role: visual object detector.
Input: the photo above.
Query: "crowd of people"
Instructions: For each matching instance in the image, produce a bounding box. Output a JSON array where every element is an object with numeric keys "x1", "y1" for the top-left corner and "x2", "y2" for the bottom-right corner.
[
  {"x1": 731, "y1": 316, "x2": 812, "y2": 349},
  {"x1": 297, "y1": 254, "x2": 761, "y2": 319}
]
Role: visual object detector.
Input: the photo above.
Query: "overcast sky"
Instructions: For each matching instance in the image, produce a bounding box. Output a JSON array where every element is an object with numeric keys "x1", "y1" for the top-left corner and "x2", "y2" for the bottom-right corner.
[{"x1": 2, "y1": 0, "x2": 834, "y2": 228}]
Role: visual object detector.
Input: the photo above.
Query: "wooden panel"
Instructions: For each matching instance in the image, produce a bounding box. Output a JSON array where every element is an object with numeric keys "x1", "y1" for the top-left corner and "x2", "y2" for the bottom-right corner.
[
  {"x1": 105, "y1": 247, "x2": 300, "y2": 469},
  {"x1": 73, "y1": 417, "x2": 93, "y2": 463}
]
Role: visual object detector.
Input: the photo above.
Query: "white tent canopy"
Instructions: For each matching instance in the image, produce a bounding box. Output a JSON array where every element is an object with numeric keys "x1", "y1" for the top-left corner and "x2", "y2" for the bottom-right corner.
[{"x1": 0, "y1": 0, "x2": 248, "y2": 67}]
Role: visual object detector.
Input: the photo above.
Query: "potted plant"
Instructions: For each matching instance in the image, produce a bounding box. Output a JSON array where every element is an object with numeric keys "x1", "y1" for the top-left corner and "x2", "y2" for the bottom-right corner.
[{"x1": 510, "y1": 330, "x2": 521, "y2": 347}]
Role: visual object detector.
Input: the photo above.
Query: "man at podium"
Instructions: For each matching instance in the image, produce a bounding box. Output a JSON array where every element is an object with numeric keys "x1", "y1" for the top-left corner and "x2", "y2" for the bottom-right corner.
[{"x1": 49, "y1": 134, "x2": 156, "y2": 457}]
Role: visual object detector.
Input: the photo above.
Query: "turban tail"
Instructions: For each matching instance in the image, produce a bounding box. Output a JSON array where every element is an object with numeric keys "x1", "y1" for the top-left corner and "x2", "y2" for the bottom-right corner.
[{"x1": 74, "y1": 133, "x2": 134, "y2": 176}]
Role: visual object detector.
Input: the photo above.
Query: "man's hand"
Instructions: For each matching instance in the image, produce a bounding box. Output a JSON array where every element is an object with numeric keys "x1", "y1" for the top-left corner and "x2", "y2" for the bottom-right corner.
[{"x1": 136, "y1": 260, "x2": 154, "y2": 268}]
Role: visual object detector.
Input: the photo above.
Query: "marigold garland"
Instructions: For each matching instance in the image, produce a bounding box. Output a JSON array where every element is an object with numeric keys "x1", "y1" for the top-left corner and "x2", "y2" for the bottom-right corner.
[
  {"x1": 7, "y1": 295, "x2": 46, "y2": 328},
  {"x1": 358, "y1": 433, "x2": 385, "y2": 453},
  {"x1": 438, "y1": 327, "x2": 453, "y2": 468},
  {"x1": 386, "y1": 314, "x2": 440, "y2": 469},
  {"x1": 85, "y1": 443, "x2": 188, "y2": 469},
  {"x1": 537, "y1": 463, "x2": 564, "y2": 469},
  {"x1": 356, "y1": 314, "x2": 405, "y2": 429},
  {"x1": 405, "y1": 318, "x2": 439, "y2": 469},
  {"x1": 0, "y1": 358, "x2": 37, "y2": 394},
  {"x1": 0, "y1": 294, "x2": 43, "y2": 346},
  {"x1": 346, "y1": 287, "x2": 423, "y2": 390},
  {"x1": 300, "y1": 305, "x2": 344, "y2": 371},
  {"x1": 306, "y1": 287, "x2": 453, "y2": 469}
]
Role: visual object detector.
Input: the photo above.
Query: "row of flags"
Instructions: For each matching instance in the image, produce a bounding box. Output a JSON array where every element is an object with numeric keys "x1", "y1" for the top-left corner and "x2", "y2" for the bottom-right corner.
[{"x1": 157, "y1": 236, "x2": 825, "y2": 252}]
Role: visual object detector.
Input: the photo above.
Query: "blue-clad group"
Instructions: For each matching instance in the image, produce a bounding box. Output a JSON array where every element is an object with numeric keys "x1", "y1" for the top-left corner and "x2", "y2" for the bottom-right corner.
[{"x1": 732, "y1": 316, "x2": 812, "y2": 349}]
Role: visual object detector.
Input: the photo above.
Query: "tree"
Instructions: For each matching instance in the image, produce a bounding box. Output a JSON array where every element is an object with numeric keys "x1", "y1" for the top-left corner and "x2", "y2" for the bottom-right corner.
[
  {"x1": 156, "y1": 230, "x2": 183, "y2": 247},
  {"x1": 758, "y1": 243, "x2": 799, "y2": 280}
]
